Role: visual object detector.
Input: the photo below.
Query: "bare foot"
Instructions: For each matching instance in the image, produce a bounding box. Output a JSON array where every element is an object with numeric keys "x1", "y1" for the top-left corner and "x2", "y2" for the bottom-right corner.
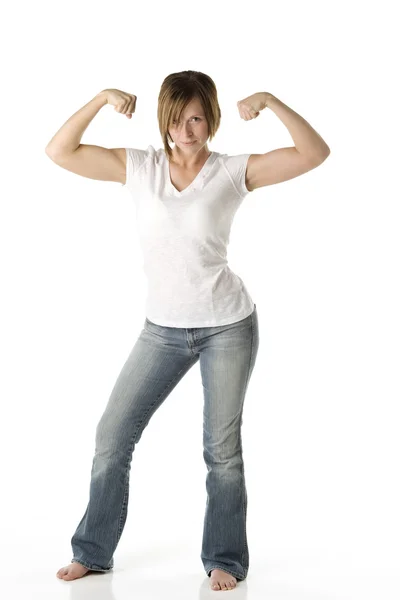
[
  {"x1": 56, "y1": 562, "x2": 90, "y2": 581},
  {"x1": 210, "y1": 569, "x2": 237, "y2": 591}
]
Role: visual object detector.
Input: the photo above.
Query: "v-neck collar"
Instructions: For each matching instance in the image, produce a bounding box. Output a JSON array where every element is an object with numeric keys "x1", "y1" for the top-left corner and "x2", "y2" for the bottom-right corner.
[{"x1": 163, "y1": 149, "x2": 215, "y2": 196}]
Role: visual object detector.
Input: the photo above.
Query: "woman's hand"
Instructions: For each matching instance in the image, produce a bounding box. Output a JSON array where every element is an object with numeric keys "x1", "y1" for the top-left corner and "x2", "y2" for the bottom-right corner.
[
  {"x1": 100, "y1": 89, "x2": 137, "y2": 119},
  {"x1": 237, "y1": 92, "x2": 271, "y2": 121}
]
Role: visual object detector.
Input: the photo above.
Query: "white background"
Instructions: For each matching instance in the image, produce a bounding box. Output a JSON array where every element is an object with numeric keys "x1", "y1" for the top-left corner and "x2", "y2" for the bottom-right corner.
[{"x1": 1, "y1": 0, "x2": 399, "y2": 598}]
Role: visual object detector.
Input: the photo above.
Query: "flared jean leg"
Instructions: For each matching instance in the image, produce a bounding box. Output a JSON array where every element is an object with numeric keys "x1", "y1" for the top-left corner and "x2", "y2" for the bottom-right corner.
[
  {"x1": 70, "y1": 320, "x2": 200, "y2": 571},
  {"x1": 198, "y1": 305, "x2": 259, "y2": 581}
]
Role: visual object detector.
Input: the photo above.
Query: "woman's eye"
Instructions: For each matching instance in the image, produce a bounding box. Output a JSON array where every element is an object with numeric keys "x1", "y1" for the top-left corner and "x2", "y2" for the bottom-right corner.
[{"x1": 172, "y1": 117, "x2": 200, "y2": 125}]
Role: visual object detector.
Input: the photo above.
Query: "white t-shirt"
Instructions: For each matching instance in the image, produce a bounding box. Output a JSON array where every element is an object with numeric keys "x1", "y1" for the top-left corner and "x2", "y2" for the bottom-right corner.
[{"x1": 122, "y1": 144, "x2": 255, "y2": 327}]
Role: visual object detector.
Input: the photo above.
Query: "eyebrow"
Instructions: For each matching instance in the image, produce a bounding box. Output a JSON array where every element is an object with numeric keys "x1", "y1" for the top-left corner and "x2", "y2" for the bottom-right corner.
[{"x1": 174, "y1": 114, "x2": 204, "y2": 119}]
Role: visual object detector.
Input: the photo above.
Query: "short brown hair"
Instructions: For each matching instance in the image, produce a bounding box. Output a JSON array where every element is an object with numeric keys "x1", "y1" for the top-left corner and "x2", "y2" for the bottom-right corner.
[{"x1": 157, "y1": 70, "x2": 221, "y2": 161}]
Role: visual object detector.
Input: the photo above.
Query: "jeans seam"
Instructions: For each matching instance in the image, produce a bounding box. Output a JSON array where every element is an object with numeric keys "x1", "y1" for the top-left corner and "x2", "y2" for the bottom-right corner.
[{"x1": 240, "y1": 309, "x2": 255, "y2": 572}]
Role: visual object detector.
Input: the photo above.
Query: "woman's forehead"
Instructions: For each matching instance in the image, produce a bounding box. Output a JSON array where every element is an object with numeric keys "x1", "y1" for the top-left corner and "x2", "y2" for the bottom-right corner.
[{"x1": 175, "y1": 99, "x2": 204, "y2": 117}]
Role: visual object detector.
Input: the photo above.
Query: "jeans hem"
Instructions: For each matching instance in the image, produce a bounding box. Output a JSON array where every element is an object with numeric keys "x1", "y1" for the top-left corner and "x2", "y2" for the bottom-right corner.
[
  {"x1": 206, "y1": 565, "x2": 246, "y2": 582},
  {"x1": 71, "y1": 558, "x2": 113, "y2": 572}
]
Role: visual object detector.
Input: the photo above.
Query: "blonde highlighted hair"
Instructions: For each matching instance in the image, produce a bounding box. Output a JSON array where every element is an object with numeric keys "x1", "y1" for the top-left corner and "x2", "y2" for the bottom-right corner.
[{"x1": 157, "y1": 70, "x2": 221, "y2": 161}]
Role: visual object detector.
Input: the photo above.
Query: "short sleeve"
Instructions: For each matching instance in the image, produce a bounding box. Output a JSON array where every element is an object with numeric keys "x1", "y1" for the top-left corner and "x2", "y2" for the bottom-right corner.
[
  {"x1": 122, "y1": 146, "x2": 153, "y2": 188},
  {"x1": 222, "y1": 153, "x2": 252, "y2": 198}
]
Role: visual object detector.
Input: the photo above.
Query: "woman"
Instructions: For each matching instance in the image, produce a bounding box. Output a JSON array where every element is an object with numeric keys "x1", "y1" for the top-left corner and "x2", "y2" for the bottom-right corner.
[{"x1": 47, "y1": 70, "x2": 329, "y2": 590}]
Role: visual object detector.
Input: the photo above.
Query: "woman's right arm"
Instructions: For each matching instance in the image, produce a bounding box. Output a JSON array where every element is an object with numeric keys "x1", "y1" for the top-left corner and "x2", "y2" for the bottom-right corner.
[{"x1": 45, "y1": 90, "x2": 136, "y2": 184}]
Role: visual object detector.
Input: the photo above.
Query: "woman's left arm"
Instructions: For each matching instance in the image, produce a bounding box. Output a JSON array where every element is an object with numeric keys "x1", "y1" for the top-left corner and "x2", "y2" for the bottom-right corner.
[{"x1": 237, "y1": 92, "x2": 330, "y2": 161}]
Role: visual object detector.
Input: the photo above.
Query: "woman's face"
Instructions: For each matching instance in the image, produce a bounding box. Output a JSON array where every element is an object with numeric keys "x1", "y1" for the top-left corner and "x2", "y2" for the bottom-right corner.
[{"x1": 168, "y1": 98, "x2": 209, "y2": 152}]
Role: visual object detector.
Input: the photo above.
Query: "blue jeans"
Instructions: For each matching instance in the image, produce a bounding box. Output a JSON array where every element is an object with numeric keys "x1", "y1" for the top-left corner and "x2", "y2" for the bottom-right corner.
[{"x1": 71, "y1": 303, "x2": 259, "y2": 582}]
